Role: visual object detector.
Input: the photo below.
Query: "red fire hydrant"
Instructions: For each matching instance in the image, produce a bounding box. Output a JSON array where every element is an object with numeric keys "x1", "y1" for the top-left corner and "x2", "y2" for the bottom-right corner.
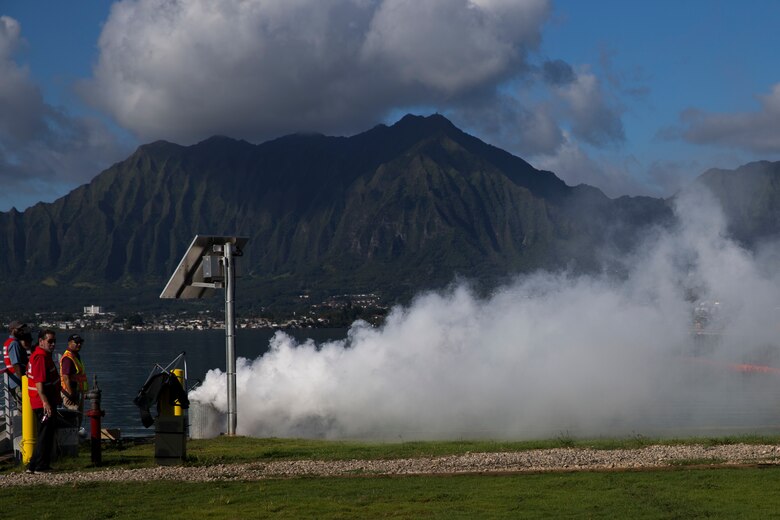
[{"x1": 85, "y1": 375, "x2": 105, "y2": 465}]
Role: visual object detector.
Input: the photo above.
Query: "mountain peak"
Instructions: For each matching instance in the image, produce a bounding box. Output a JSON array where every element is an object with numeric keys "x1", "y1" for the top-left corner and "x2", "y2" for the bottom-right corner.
[
  {"x1": 392, "y1": 113, "x2": 458, "y2": 134},
  {"x1": 197, "y1": 135, "x2": 238, "y2": 145},
  {"x1": 134, "y1": 139, "x2": 182, "y2": 159}
]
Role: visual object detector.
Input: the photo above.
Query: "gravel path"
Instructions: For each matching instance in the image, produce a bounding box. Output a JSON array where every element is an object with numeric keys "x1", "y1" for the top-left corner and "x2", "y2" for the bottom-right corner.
[{"x1": 3, "y1": 444, "x2": 780, "y2": 487}]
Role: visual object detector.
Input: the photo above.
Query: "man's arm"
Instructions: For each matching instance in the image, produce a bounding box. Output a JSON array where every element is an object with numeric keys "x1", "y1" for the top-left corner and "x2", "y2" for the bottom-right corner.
[
  {"x1": 61, "y1": 373, "x2": 73, "y2": 392},
  {"x1": 61, "y1": 373, "x2": 77, "y2": 406},
  {"x1": 8, "y1": 364, "x2": 23, "y2": 385},
  {"x1": 36, "y1": 381, "x2": 52, "y2": 417},
  {"x1": 8, "y1": 343, "x2": 25, "y2": 385},
  {"x1": 60, "y1": 356, "x2": 77, "y2": 405}
]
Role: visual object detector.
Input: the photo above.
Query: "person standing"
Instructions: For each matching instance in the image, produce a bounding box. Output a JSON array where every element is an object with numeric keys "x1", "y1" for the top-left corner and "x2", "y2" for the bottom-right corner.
[
  {"x1": 60, "y1": 334, "x2": 88, "y2": 422},
  {"x1": 26, "y1": 329, "x2": 61, "y2": 474},
  {"x1": 3, "y1": 320, "x2": 29, "y2": 406},
  {"x1": 17, "y1": 329, "x2": 33, "y2": 355}
]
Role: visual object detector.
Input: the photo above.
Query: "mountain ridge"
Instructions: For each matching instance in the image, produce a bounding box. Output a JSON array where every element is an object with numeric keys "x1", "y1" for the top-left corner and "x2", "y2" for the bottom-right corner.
[{"x1": 0, "y1": 115, "x2": 777, "y2": 313}]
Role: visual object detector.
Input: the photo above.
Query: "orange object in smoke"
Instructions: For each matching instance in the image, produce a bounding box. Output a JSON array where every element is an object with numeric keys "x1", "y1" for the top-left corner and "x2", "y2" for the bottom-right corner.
[{"x1": 730, "y1": 363, "x2": 780, "y2": 375}]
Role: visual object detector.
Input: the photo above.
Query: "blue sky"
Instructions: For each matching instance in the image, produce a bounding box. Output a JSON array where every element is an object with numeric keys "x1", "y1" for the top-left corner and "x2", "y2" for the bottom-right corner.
[{"x1": 1, "y1": 0, "x2": 779, "y2": 211}]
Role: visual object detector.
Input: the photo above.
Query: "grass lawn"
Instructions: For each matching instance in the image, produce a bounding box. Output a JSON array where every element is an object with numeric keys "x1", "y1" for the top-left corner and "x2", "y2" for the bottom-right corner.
[
  {"x1": 3, "y1": 435, "x2": 780, "y2": 519},
  {"x1": 4, "y1": 466, "x2": 780, "y2": 519}
]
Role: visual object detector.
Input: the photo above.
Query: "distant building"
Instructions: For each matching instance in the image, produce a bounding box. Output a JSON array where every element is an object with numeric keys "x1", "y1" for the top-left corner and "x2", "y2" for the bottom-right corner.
[{"x1": 84, "y1": 305, "x2": 104, "y2": 316}]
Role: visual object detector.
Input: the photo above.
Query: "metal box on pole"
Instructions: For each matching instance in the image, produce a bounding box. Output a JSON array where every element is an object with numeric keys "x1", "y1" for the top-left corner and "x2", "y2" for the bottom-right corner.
[{"x1": 160, "y1": 235, "x2": 248, "y2": 436}]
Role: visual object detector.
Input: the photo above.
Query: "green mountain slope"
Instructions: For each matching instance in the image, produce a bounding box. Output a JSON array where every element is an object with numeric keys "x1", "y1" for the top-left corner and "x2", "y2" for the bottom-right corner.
[{"x1": 0, "y1": 114, "x2": 697, "y2": 312}]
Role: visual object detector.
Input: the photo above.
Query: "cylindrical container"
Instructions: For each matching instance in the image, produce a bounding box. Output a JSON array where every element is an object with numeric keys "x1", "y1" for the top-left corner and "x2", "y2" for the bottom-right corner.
[
  {"x1": 56, "y1": 408, "x2": 81, "y2": 458},
  {"x1": 188, "y1": 401, "x2": 224, "y2": 439}
]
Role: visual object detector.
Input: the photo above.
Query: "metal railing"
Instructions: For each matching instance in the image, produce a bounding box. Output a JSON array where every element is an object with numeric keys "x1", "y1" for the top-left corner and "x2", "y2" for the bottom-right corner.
[{"x1": 0, "y1": 373, "x2": 12, "y2": 453}]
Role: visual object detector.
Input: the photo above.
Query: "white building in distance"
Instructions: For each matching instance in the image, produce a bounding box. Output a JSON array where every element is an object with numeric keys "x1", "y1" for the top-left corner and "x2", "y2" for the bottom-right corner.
[{"x1": 83, "y1": 305, "x2": 104, "y2": 316}]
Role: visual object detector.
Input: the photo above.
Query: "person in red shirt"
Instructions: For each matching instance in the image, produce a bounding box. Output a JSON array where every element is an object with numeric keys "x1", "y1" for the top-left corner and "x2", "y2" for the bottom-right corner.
[{"x1": 26, "y1": 329, "x2": 62, "y2": 474}]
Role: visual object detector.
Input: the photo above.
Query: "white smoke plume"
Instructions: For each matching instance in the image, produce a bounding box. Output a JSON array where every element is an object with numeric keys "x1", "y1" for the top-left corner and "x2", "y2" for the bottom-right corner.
[{"x1": 190, "y1": 190, "x2": 780, "y2": 439}]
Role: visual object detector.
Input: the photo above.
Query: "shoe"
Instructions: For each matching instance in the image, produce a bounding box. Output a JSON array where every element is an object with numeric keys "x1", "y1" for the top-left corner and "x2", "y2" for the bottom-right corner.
[{"x1": 25, "y1": 469, "x2": 35, "y2": 474}]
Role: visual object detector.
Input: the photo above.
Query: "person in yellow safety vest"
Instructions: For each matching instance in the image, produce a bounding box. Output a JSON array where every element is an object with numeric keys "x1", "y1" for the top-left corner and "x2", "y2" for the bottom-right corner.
[{"x1": 60, "y1": 334, "x2": 88, "y2": 424}]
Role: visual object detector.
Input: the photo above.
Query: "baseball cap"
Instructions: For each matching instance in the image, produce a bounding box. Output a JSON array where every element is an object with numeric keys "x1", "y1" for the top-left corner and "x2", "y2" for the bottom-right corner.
[
  {"x1": 68, "y1": 334, "x2": 84, "y2": 343},
  {"x1": 8, "y1": 320, "x2": 26, "y2": 331}
]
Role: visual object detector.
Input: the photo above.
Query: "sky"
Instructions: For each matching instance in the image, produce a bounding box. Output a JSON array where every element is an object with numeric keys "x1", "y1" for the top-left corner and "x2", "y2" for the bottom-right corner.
[{"x1": 1, "y1": 0, "x2": 779, "y2": 212}]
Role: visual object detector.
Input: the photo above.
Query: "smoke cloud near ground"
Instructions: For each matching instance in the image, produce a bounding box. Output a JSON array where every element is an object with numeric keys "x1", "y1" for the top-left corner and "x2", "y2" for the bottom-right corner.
[{"x1": 190, "y1": 191, "x2": 780, "y2": 439}]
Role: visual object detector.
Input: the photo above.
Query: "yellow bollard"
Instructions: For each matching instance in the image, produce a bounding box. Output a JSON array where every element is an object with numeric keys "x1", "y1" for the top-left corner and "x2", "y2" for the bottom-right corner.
[
  {"x1": 173, "y1": 369, "x2": 184, "y2": 417},
  {"x1": 20, "y1": 375, "x2": 36, "y2": 463}
]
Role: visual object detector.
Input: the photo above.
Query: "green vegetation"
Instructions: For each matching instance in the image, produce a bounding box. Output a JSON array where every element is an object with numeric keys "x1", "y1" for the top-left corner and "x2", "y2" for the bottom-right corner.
[
  {"x1": 40, "y1": 277, "x2": 58, "y2": 287},
  {"x1": 72, "y1": 282, "x2": 99, "y2": 289},
  {"x1": 0, "y1": 114, "x2": 678, "y2": 314},
  {"x1": 5, "y1": 466, "x2": 780, "y2": 519},
  {"x1": 3, "y1": 436, "x2": 780, "y2": 518},
  {"x1": 1, "y1": 118, "x2": 778, "y2": 318}
]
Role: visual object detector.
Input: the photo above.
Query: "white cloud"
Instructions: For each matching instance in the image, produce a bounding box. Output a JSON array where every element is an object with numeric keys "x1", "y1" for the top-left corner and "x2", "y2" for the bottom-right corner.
[
  {"x1": 83, "y1": 0, "x2": 551, "y2": 143},
  {"x1": 451, "y1": 96, "x2": 564, "y2": 156},
  {"x1": 531, "y1": 138, "x2": 709, "y2": 200},
  {"x1": 677, "y1": 83, "x2": 780, "y2": 154},
  {"x1": 445, "y1": 59, "x2": 626, "y2": 162},
  {"x1": 552, "y1": 68, "x2": 625, "y2": 147},
  {"x1": 0, "y1": 16, "x2": 128, "y2": 211},
  {"x1": 0, "y1": 16, "x2": 46, "y2": 143},
  {"x1": 533, "y1": 136, "x2": 644, "y2": 198},
  {"x1": 362, "y1": 0, "x2": 545, "y2": 93}
]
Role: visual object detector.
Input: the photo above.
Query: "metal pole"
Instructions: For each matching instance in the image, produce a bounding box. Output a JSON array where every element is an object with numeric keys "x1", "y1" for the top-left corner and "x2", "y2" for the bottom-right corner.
[{"x1": 224, "y1": 241, "x2": 237, "y2": 435}]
